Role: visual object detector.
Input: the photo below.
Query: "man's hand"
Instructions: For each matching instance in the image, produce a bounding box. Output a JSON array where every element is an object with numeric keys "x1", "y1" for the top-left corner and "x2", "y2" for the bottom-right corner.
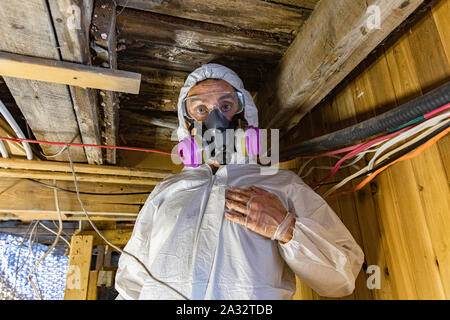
[{"x1": 224, "y1": 186, "x2": 295, "y2": 243}]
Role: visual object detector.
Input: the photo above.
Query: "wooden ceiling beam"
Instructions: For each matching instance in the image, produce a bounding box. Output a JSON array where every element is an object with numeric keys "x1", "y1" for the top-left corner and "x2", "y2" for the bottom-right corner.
[
  {"x1": 256, "y1": 0, "x2": 424, "y2": 132},
  {"x1": 116, "y1": 0, "x2": 312, "y2": 34},
  {"x1": 0, "y1": 158, "x2": 171, "y2": 179},
  {"x1": 91, "y1": 0, "x2": 120, "y2": 164},
  {"x1": 0, "y1": 0, "x2": 87, "y2": 162},
  {"x1": 48, "y1": 0, "x2": 103, "y2": 165}
]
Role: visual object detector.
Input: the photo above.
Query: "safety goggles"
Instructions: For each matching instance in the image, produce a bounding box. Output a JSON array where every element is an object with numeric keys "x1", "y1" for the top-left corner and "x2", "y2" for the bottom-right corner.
[{"x1": 182, "y1": 91, "x2": 245, "y2": 123}]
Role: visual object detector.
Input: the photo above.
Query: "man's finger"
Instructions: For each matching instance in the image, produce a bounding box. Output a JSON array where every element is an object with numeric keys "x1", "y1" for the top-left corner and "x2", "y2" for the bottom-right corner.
[
  {"x1": 227, "y1": 186, "x2": 252, "y2": 197},
  {"x1": 225, "y1": 199, "x2": 248, "y2": 215},
  {"x1": 250, "y1": 186, "x2": 270, "y2": 195},
  {"x1": 226, "y1": 189, "x2": 250, "y2": 204},
  {"x1": 224, "y1": 211, "x2": 247, "y2": 226}
]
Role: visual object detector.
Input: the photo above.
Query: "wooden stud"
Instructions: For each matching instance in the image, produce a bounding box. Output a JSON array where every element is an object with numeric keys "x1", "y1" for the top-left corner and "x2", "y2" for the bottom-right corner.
[
  {"x1": 87, "y1": 270, "x2": 99, "y2": 300},
  {"x1": 64, "y1": 235, "x2": 94, "y2": 300}
]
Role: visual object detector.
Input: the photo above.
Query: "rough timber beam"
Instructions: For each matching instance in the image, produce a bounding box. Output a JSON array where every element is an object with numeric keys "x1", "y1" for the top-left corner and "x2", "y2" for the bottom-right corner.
[
  {"x1": 91, "y1": 0, "x2": 119, "y2": 164},
  {"x1": 0, "y1": 0, "x2": 87, "y2": 162},
  {"x1": 256, "y1": 0, "x2": 424, "y2": 133},
  {"x1": 48, "y1": 0, "x2": 103, "y2": 165}
]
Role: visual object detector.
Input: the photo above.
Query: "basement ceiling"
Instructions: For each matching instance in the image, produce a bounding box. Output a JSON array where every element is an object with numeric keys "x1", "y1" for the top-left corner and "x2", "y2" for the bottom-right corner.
[
  {"x1": 114, "y1": 0, "x2": 319, "y2": 153},
  {"x1": 0, "y1": 0, "x2": 319, "y2": 160}
]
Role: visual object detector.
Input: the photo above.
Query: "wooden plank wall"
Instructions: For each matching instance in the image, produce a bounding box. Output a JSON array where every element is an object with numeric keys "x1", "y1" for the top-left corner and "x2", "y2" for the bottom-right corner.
[{"x1": 291, "y1": 0, "x2": 450, "y2": 300}]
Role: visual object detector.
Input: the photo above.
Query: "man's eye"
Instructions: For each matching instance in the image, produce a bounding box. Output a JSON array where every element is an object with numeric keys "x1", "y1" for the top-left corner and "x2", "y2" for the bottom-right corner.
[
  {"x1": 196, "y1": 106, "x2": 207, "y2": 114},
  {"x1": 221, "y1": 104, "x2": 233, "y2": 112}
]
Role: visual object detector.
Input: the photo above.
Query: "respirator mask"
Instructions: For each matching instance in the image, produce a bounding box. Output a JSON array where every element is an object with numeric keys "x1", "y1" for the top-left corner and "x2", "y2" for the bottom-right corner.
[{"x1": 178, "y1": 91, "x2": 260, "y2": 167}]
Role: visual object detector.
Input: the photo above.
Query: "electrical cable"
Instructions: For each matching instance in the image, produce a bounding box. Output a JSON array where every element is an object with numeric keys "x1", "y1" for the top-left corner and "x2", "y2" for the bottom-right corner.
[
  {"x1": 311, "y1": 125, "x2": 415, "y2": 188},
  {"x1": 314, "y1": 110, "x2": 450, "y2": 188},
  {"x1": 323, "y1": 120, "x2": 449, "y2": 197},
  {"x1": 323, "y1": 119, "x2": 450, "y2": 198},
  {"x1": 0, "y1": 137, "x2": 178, "y2": 157},
  {"x1": 40, "y1": 134, "x2": 78, "y2": 159},
  {"x1": 38, "y1": 222, "x2": 71, "y2": 248},
  {"x1": 66, "y1": 146, "x2": 189, "y2": 300},
  {"x1": 25, "y1": 179, "x2": 152, "y2": 196},
  {"x1": 27, "y1": 183, "x2": 64, "y2": 300},
  {"x1": 280, "y1": 82, "x2": 450, "y2": 160},
  {"x1": 328, "y1": 123, "x2": 450, "y2": 199},
  {"x1": 353, "y1": 123, "x2": 450, "y2": 191},
  {"x1": 367, "y1": 110, "x2": 450, "y2": 170},
  {"x1": 299, "y1": 155, "x2": 362, "y2": 179}
]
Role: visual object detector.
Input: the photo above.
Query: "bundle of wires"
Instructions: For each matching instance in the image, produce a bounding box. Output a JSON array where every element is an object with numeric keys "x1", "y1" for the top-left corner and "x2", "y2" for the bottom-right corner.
[{"x1": 298, "y1": 103, "x2": 450, "y2": 199}]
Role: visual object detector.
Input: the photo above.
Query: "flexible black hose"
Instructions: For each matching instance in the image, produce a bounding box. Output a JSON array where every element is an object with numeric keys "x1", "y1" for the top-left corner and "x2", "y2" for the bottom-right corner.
[{"x1": 280, "y1": 81, "x2": 450, "y2": 160}]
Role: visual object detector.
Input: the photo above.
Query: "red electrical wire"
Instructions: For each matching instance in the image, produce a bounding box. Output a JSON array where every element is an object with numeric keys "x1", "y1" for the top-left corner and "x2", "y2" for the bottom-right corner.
[
  {"x1": 311, "y1": 124, "x2": 415, "y2": 188},
  {"x1": 0, "y1": 137, "x2": 179, "y2": 157},
  {"x1": 424, "y1": 103, "x2": 450, "y2": 119},
  {"x1": 327, "y1": 126, "x2": 450, "y2": 199},
  {"x1": 305, "y1": 103, "x2": 450, "y2": 160}
]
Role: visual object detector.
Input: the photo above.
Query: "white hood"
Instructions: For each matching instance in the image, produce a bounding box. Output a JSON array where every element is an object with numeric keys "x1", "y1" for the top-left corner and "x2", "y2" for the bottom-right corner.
[{"x1": 176, "y1": 63, "x2": 259, "y2": 141}]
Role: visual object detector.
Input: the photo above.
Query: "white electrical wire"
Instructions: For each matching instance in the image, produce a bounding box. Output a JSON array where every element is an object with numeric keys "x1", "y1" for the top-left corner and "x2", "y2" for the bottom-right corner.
[
  {"x1": 367, "y1": 110, "x2": 450, "y2": 170},
  {"x1": 27, "y1": 183, "x2": 64, "y2": 300},
  {"x1": 66, "y1": 146, "x2": 189, "y2": 300},
  {"x1": 0, "y1": 98, "x2": 33, "y2": 160},
  {"x1": 300, "y1": 155, "x2": 363, "y2": 179},
  {"x1": 323, "y1": 117, "x2": 450, "y2": 198},
  {"x1": 297, "y1": 139, "x2": 387, "y2": 178},
  {"x1": 0, "y1": 140, "x2": 8, "y2": 158},
  {"x1": 38, "y1": 222, "x2": 71, "y2": 248}
]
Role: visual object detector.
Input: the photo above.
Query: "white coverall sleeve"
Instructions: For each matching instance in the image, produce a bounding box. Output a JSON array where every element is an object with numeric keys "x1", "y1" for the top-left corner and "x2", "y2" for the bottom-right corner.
[
  {"x1": 114, "y1": 199, "x2": 156, "y2": 300},
  {"x1": 278, "y1": 180, "x2": 365, "y2": 298}
]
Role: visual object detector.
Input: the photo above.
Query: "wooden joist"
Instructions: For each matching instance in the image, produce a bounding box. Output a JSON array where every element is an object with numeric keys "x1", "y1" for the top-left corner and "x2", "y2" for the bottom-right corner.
[
  {"x1": 0, "y1": 177, "x2": 151, "y2": 221},
  {"x1": 48, "y1": 0, "x2": 102, "y2": 165},
  {"x1": 116, "y1": 0, "x2": 314, "y2": 34},
  {"x1": 0, "y1": 157, "x2": 171, "y2": 179},
  {"x1": 256, "y1": 0, "x2": 424, "y2": 132},
  {"x1": 0, "y1": 210, "x2": 137, "y2": 221},
  {"x1": 0, "y1": 51, "x2": 141, "y2": 95},
  {"x1": 91, "y1": 0, "x2": 120, "y2": 164},
  {"x1": 0, "y1": 0, "x2": 86, "y2": 162},
  {"x1": 0, "y1": 168, "x2": 161, "y2": 186}
]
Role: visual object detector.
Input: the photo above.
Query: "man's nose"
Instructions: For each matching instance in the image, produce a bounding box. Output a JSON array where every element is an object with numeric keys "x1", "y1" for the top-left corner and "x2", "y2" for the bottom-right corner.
[{"x1": 206, "y1": 104, "x2": 220, "y2": 112}]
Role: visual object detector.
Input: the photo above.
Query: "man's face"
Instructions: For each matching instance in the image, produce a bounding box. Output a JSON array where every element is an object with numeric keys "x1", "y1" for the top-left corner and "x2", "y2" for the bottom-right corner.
[{"x1": 185, "y1": 79, "x2": 241, "y2": 123}]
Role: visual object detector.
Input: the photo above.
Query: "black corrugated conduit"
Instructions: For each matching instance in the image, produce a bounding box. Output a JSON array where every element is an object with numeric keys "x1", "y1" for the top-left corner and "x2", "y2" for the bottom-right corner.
[{"x1": 280, "y1": 81, "x2": 450, "y2": 160}]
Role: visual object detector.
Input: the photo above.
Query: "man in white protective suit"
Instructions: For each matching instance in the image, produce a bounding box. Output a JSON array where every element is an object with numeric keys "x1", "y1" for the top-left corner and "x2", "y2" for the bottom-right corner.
[{"x1": 114, "y1": 63, "x2": 365, "y2": 300}]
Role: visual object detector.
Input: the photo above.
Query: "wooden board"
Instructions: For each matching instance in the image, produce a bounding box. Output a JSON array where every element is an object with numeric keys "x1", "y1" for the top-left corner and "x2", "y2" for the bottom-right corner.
[
  {"x1": 92, "y1": 0, "x2": 119, "y2": 165},
  {"x1": 0, "y1": 158, "x2": 172, "y2": 179},
  {"x1": 256, "y1": 0, "x2": 424, "y2": 131},
  {"x1": 116, "y1": 0, "x2": 312, "y2": 34},
  {"x1": 0, "y1": 51, "x2": 141, "y2": 94},
  {"x1": 87, "y1": 270, "x2": 98, "y2": 300},
  {"x1": 0, "y1": 177, "x2": 150, "y2": 220},
  {"x1": 48, "y1": 0, "x2": 103, "y2": 165},
  {"x1": 64, "y1": 235, "x2": 94, "y2": 300},
  {"x1": 0, "y1": 0, "x2": 86, "y2": 162},
  {"x1": 74, "y1": 229, "x2": 132, "y2": 247}
]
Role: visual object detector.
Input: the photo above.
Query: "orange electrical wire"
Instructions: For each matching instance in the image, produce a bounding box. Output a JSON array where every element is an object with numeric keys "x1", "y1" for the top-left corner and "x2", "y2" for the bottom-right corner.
[{"x1": 327, "y1": 126, "x2": 450, "y2": 199}]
